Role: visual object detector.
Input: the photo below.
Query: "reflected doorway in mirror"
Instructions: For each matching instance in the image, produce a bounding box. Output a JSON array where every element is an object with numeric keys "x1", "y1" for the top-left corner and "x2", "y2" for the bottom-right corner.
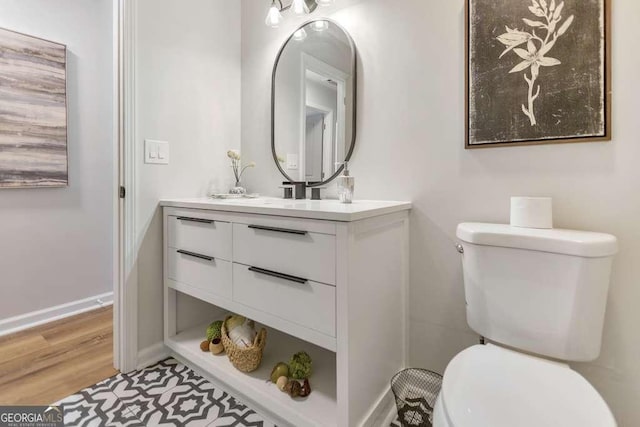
[{"x1": 302, "y1": 56, "x2": 348, "y2": 183}]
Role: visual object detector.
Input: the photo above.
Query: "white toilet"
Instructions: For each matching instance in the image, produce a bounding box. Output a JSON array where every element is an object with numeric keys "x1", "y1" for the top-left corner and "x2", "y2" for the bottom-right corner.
[{"x1": 432, "y1": 223, "x2": 619, "y2": 427}]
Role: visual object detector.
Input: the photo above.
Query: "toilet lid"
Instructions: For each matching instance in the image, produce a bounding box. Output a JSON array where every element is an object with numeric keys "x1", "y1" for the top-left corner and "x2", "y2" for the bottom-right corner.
[{"x1": 441, "y1": 344, "x2": 616, "y2": 427}]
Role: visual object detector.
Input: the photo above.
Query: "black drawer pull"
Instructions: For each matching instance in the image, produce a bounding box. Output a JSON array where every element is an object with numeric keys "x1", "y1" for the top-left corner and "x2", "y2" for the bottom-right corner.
[
  {"x1": 177, "y1": 217, "x2": 214, "y2": 224},
  {"x1": 248, "y1": 266, "x2": 308, "y2": 284},
  {"x1": 248, "y1": 225, "x2": 307, "y2": 236},
  {"x1": 177, "y1": 250, "x2": 214, "y2": 262}
]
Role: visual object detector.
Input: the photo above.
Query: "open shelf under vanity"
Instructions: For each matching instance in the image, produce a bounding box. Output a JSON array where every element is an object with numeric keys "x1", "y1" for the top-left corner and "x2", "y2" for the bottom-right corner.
[{"x1": 165, "y1": 289, "x2": 337, "y2": 426}]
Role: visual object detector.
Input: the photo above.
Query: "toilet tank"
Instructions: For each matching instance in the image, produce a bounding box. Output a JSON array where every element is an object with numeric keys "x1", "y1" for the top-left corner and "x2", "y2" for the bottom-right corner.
[{"x1": 456, "y1": 223, "x2": 618, "y2": 362}]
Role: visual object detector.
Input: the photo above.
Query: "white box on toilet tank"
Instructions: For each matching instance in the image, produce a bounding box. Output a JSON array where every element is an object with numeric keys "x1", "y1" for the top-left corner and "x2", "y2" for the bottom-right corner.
[{"x1": 510, "y1": 196, "x2": 553, "y2": 229}]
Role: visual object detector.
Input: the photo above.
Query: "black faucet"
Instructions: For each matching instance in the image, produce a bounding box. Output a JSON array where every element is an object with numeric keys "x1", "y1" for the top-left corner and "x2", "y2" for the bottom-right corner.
[{"x1": 283, "y1": 182, "x2": 307, "y2": 199}]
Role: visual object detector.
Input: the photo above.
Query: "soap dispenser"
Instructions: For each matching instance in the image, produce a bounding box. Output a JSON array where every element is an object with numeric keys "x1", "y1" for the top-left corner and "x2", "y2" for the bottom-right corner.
[{"x1": 337, "y1": 162, "x2": 354, "y2": 204}]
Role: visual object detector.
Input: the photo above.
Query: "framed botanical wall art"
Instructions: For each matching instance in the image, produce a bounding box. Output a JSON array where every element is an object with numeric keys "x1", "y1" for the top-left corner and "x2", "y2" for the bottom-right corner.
[
  {"x1": 465, "y1": 0, "x2": 610, "y2": 148},
  {"x1": 0, "y1": 27, "x2": 68, "y2": 187}
]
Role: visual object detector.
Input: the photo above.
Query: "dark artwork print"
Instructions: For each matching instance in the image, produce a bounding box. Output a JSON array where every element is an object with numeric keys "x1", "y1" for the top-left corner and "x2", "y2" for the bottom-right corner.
[
  {"x1": 0, "y1": 27, "x2": 68, "y2": 187},
  {"x1": 467, "y1": 0, "x2": 607, "y2": 147}
]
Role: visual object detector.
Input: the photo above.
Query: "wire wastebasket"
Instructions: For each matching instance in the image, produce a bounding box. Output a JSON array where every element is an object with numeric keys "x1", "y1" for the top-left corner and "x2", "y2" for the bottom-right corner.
[{"x1": 391, "y1": 369, "x2": 443, "y2": 427}]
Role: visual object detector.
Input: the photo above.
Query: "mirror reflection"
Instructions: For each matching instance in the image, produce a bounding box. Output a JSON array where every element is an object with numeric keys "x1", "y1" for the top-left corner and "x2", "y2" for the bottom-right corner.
[{"x1": 273, "y1": 20, "x2": 356, "y2": 185}]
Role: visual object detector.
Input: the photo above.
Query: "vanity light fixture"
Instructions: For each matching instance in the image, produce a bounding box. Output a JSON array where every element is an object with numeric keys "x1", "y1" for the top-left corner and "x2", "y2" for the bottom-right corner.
[
  {"x1": 265, "y1": 0, "x2": 323, "y2": 28},
  {"x1": 265, "y1": 1, "x2": 284, "y2": 28},
  {"x1": 291, "y1": 0, "x2": 309, "y2": 16}
]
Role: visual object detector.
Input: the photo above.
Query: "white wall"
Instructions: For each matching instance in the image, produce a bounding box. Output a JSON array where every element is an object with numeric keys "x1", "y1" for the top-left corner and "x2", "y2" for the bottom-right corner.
[
  {"x1": 0, "y1": 0, "x2": 114, "y2": 320},
  {"x1": 134, "y1": 0, "x2": 241, "y2": 351},
  {"x1": 241, "y1": 0, "x2": 640, "y2": 425}
]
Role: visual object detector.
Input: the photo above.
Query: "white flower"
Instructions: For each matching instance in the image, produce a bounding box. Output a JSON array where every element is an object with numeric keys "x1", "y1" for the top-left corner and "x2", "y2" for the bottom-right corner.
[
  {"x1": 496, "y1": 0, "x2": 574, "y2": 126},
  {"x1": 497, "y1": 27, "x2": 532, "y2": 58},
  {"x1": 227, "y1": 150, "x2": 241, "y2": 160},
  {"x1": 509, "y1": 40, "x2": 561, "y2": 75}
]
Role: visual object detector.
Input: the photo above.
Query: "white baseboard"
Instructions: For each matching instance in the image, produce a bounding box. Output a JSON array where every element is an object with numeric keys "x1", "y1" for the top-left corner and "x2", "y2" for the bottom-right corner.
[
  {"x1": 137, "y1": 341, "x2": 170, "y2": 370},
  {"x1": 0, "y1": 292, "x2": 114, "y2": 337},
  {"x1": 381, "y1": 406, "x2": 399, "y2": 427},
  {"x1": 363, "y1": 387, "x2": 396, "y2": 426}
]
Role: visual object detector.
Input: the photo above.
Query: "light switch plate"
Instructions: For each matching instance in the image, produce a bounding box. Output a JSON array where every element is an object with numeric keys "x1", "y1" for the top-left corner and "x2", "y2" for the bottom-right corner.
[
  {"x1": 286, "y1": 154, "x2": 298, "y2": 170},
  {"x1": 145, "y1": 139, "x2": 169, "y2": 164}
]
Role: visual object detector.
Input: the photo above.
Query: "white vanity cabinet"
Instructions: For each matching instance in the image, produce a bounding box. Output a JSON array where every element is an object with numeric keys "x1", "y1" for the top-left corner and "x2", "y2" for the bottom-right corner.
[{"x1": 161, "y1": 198, "x2": 411, "y2": 427}]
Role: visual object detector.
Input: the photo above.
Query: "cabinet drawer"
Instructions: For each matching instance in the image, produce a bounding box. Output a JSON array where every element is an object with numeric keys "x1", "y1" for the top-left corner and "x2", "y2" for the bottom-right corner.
[
  {"x1": 233, "y1": 222, "x2": 336, "y2": 285},
  {"x1": 168, "y1": 215, "x2": 231, "y2": 261},
  {"x1": 168, "y1": 248, "x2": 232, "y2": 299},
  {"x1": 233, "y1": 263, "x2": 335, "y2": 337}
]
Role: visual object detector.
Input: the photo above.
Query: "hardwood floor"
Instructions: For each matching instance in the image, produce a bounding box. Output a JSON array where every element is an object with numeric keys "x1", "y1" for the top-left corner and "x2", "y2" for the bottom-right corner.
[{"x1": 0, "y1": 306, "x2": 119, "y2": 405}]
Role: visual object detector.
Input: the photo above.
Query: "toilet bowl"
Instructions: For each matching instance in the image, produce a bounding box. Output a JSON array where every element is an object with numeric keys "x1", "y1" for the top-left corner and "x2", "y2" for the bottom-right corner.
[{"x1": 432, "y1": 344, "x2": 616, "y2": 427}]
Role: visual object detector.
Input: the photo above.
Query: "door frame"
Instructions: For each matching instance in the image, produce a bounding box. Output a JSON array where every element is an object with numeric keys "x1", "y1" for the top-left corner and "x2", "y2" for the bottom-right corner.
[
  {"x1": 113, "y1": 0, "x2": 138, "y2": 374},
  {"x1": 305, "y1": 103, "x2": 334, "y2": 181}
]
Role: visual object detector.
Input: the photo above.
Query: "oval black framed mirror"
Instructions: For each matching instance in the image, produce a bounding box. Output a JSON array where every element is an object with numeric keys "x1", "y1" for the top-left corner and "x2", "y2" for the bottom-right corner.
[{"x1": 271, "y1": 19, "x2": 357, "y2": 187}]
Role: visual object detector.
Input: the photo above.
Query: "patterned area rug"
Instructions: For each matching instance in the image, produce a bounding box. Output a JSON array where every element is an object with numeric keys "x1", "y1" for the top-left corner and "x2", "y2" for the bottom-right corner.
[
  {"x1": 56, "y1": 357, "x2": 406, "y2": 426},
  {"x1": 55, "y1": 358, "x2": 275, "y2": 426}
]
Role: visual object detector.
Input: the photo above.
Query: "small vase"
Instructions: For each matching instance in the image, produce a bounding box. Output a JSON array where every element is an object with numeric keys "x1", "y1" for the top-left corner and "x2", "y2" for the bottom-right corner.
[
  {"x1": 209, "y1": 338, "x2": 225, "y2": 355},
  {"x1": 229, "y1": 180, "x2": 247, "y2": 195}
]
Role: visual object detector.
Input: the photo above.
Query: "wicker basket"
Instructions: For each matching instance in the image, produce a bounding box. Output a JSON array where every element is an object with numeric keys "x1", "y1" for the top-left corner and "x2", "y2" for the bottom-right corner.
[{"x1": 221, "y1": 316, "x2": 267, "y2": 373}]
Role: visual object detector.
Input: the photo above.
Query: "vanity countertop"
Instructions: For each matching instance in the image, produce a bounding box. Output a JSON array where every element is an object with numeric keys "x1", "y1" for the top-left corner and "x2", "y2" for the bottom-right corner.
[{"x1": 159, "y1": 197, "x2": 411, "y2": 222}]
